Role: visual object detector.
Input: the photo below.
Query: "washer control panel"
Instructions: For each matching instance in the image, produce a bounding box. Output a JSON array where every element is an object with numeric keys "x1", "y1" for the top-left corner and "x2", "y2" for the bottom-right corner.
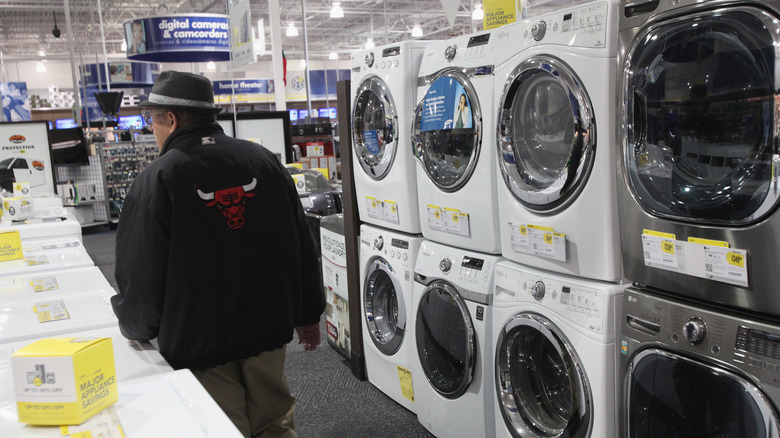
[
  {"x1": 494, "y1": 262, "x2": 612, "y2": 334},
  {"x1": 522, "y1": 1, "x2": 608, "y2": 48},
  {"x1": 415, "y1": 241, "x2": 500, "y2": 293}
]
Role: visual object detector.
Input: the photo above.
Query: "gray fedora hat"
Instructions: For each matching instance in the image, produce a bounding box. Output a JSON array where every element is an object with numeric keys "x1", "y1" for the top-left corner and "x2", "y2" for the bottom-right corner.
[{"x1": 140, "y1": 70, "x2": 222, "y2": 114}]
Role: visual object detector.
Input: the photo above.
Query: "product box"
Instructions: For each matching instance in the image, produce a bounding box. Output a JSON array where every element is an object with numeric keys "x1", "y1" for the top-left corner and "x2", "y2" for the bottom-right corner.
[
  {"x1": 13, "y1": 182, "x2": 31, "y2": 197},
  {"x1": 11, "y1": 337, "x2": 117, "y2": 425},
  {"x1": 57, "y1": 184, "x2": 78, "y2": 205},
  {"x1": 3, "y1": 197, "x2": 34, "y2": 221},
  {"x1": 306, "y1": 142, "x2": 325, "y2": 157}
]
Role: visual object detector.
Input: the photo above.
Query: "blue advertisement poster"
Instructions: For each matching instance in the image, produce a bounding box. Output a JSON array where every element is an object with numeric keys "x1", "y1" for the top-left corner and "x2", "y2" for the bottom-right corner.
[
  {"x1": 80, "y1": 62, "x2": 160, "y2": 88},
  {"x1": 363, "y1": 130, "x2": 380, "y2": 155},
  {"x1": 1, "y1": 82, "x2": 32, "y2": 122},
  {"x1": 125, "y1": 14, "x2": 230, "y2": 62},
  {"x1": 420, "y1": 76, "x2": 472, "y2": 132}
]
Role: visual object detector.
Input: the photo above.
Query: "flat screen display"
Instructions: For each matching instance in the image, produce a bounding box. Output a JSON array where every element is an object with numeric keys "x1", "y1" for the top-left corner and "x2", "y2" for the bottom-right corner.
[
  {"x1": 55, "y1": 119, "x2": 79, "y2": 129},
  {"x1": 289, "y1": 109, "x2": 299, "y2": 121},
  {"x1": 117, "y1": 115, "x2": 145, "y2": 130},
  {"x1": 299, "y1": 109, "x2": 309, "y2": 119},
  {"x1": 48, "y1": 127, "x2": 89, "y2": 165}
]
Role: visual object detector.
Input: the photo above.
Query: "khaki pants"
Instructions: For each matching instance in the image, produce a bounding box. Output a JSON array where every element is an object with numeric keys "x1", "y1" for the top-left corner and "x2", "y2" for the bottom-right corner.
[{"x1": 193, "y1": 347, "x2": 296, "y2": 438}]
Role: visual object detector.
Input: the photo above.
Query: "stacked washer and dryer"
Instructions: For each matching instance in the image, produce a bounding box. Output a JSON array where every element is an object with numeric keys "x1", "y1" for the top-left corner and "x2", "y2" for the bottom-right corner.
[
  {"x1": 408, "y1": 30, "x2": 504, "y2": 438},
  {"x1": 616, "y1": 0, "x2": 780, "y2": 436},
  {"x1": 488, "y1": 1, "x2": 628, "y2": 438},
  {"x1": 351, "y1": 41, "x2": 433, "y2": 415}
]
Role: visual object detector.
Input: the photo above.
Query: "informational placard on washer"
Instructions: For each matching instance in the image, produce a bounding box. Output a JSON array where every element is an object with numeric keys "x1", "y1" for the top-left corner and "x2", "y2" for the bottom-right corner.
[
  {"x1": 442, "y1": 208, "x2": 470, "y2": 237},
  {"x1": 426, "y1": 204, "x2": 444, "y2": 231},
  {"x1": 31, "y1": 276, "x2": 59, "y2": 292},
  {"x1": 321, "y1": 227, "x2": 350, "y2": 358},
  {"x1": 509, "y1": 223, "x2": 566, "y2": 261},
  {"x1": 397, "y1": 365, "x2": 414, "y2": 403},
  {"x1": 382, "y1": 200, "x2": 399, "y2": 224},
  {"x1": 34, "y1": 299, "x2": 70, "y2": 322},
  {"x1": 363, "y1": 130, "x2": 381, "y2": 154},
  {"x1": 365, "y1": 196, "x2": 383, "y2": 219},
  {"x1": 642, "y1": 230, "x2": 680, "y2": 271},
  {"x1": 641, "y1": 231, "x2": 749, "y2": 287}
]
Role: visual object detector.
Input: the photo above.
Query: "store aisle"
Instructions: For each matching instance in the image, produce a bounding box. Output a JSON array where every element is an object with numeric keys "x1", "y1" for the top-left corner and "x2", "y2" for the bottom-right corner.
[{"x1": 82, "y1": 227, "x2": 434, "y2": 438}]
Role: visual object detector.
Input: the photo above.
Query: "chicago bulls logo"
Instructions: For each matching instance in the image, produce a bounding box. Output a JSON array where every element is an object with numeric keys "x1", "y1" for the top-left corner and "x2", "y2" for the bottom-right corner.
[{"x1": 197, "y1": 178, "x2": 257, "y2": 229}]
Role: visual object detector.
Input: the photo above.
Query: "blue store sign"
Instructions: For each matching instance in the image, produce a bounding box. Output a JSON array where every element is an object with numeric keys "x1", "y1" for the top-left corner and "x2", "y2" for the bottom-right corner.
[
  {"x1": 124, "y1": 14, "x2": 230, "y2": 62},
  {"x1": 80, "y1": 62, "x2": 160, "y2": 88}
]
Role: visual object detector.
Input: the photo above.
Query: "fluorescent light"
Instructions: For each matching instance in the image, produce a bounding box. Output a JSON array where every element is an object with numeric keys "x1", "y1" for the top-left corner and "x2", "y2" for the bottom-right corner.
[
  {"x1": 286, "y1": 23, "x2": 298, "y2": 37},
  {"x1": 120, "y1": 40, "x2": 127, "y2": 52},
  {"x1": 365, "y1": 38, "x2": 375, "y2": 49},
  {"x1": 36, "y1": 61, "x2": 47, "y2": 73},
  {"x1": 38, "y1": 50, "x2": 45, "y2": 57},
  {"x1": 329, "y1": 52, "x2": 338, "y2": 60},
  {"x1": 411, "y1": 24, "x2": 423, "y2": 37},
  {"x1": 472, "y1": 4, "x2": 484, "y2": 20},
  {"x1": 206, "y1": 61, "x2": 216, "y2": 70},
  {"x1": 330, "y1": 2, "x2": 344, "y2": 18}
]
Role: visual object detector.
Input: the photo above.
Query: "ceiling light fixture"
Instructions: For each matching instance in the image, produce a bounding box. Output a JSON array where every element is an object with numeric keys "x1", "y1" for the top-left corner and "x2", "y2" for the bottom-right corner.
[
  {"x1": 38, "y1": 50, "x2": 45, "y2": 57},
  {"x1": 330, "y1": 2, "x2": 344, "y2": 18},
  {"x1": 365, "y1": 38, "x2": 375, "y2": 49},
  {"x1": 329, "y1": 52, "x2": 338, "y2": 60},
  {"x1": 286, "y1": 23, "x2": 299, "y2": 37},
  {"x1": 206, "y1": 61, "x2": 216, "y2": 70},
  {"x1": 36, "y1": 61, "x2": 47, "y2": 73},
  {"x1": 472, "y1": 4, "x2": 484, "y2": 20},
  {"x1": 411, "y1": 24, "x2": 423, "y2": 37}
]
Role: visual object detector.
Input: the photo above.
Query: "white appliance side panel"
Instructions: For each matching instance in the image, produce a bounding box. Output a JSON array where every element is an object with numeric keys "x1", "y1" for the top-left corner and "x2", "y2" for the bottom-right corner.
[{"x1": 0, "y1": 267, "x2": 113, "y2": 300}]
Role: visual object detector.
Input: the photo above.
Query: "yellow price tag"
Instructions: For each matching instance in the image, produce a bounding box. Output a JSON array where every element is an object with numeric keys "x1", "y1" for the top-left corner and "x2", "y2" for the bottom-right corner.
[
  {"x1": 544, "y1": 233, "x2": 553, "y2": 245},
  {"x1": 727, "y1": 252, "x2": 746, "y2": 268},
  {"x1": 661, "y1": 240, "x2": 675, "y2": 255},
  {"x1": 518, "y1": 225, "x2": 527, "y2": 235}
]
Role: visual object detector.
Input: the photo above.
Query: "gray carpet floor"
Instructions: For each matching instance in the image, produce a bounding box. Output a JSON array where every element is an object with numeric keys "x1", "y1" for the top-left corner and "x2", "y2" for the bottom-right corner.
[{"x1": 82, "y1": 227, "x2": 434, "y2": 438}]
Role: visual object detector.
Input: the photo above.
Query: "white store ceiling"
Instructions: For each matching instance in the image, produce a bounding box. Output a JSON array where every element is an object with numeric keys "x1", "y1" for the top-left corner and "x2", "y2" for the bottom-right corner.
[{"x1": 0, "y1": 0, "x2": 485, "y2": 62}]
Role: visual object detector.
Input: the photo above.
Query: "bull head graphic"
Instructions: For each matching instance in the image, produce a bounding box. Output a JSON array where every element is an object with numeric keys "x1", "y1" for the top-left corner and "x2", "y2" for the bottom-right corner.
[{"x1": 197, "y1": 178, "x2": 257, "y2": 229}]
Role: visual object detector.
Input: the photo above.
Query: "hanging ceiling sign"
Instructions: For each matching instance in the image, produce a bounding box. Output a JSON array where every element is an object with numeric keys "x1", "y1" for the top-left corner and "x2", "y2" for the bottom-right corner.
[
  {"x1": 124, "y1": 14, "x2": 230, "y2": 63},
  {"x1": 213, "y1": 79, "x2": 275, "y2": 103}
]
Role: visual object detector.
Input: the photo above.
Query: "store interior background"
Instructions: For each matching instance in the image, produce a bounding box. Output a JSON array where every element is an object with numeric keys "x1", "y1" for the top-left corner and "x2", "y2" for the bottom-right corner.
[{"x1": 0, "y1": 0, "x2": 487, "y2": 123}]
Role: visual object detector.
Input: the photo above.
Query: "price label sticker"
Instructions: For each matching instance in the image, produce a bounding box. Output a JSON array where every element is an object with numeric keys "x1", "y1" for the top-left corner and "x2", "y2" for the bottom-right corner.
[
  {"x1": 427, "y1": 204, "x2": 443, "y2": 231},
  {"x1": 642, "y1": 230, "x2": 679, "y2": 271},
  {"x1": 383, "y1": 200, "x2": 399, "y2": 224},
  {"x1": 34, "y1": 300, "x2": 70, "y2": 323},
  {"x1": 688, "y1": 237, "x2": 748, "y2": 287},
  {"x1": 443, "y1": 208, "x2": 470, "y2": 237},
  {"x1": 510, "y1": 223, "x2": 530, "y2": 252},
  {"x1": 31, "y1": 276, "x2": 59, "y2": 292},
  {"x1": 511, "y1": 223, "x2": 566, "y2": 261},
  {"x1": 365, "y1": 196, "x2": 384, "y2": 220},
  {"x1": 397, "y1": 365, "x2": 415, "y2": 403}
]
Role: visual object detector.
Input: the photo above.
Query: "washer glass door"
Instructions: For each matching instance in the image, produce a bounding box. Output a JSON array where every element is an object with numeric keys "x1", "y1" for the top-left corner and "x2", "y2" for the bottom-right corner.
[
  {"x1": 364, "y1": 258, "x2": 406, "y2": 355},
  {"x1": 415, "y1": 280, "x2": 475, "y2": 398},
  {"x1": 627, "y1": 348, "x2": 780, "y2": 437},
  {"x1": 352, "y1": 76, "x2": 398, "y2": 180},
  {"x1": 623, "y1": 7, "x2": 780, "y2": 224},
  {"x1": 495, "y1": 313, "x2": 591, "y2": 438},
  {"x1": 413, "y1": 70, "x2": 482, "y2": 192},
  {"x1": 497, "y1": 56, "x2": 595, "y2": 213}
]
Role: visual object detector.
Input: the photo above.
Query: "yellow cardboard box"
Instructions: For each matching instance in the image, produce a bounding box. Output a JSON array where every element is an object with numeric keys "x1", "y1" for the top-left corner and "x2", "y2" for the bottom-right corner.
[{"x1": 11, "y1": 337, "x2": 117, "y2": 425}]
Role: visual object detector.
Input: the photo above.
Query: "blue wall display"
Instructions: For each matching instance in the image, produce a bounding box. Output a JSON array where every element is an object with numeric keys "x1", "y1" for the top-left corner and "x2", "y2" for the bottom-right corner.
[{"x1": 124, "y1": 14, "x2": 230, "y2": 62}]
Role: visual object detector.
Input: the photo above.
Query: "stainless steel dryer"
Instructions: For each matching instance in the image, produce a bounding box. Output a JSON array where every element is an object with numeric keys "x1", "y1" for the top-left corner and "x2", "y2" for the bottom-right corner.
[
  {"x1": 620, "y1": 288, "x2": 780, "y2": 437},
  {"x1": 617, "y1": 0, "x2": 780, "y2": 316}
]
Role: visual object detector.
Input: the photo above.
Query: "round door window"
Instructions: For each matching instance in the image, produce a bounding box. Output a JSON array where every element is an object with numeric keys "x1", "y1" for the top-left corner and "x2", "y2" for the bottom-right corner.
[
  {"x1": 628, "y1": 348, "x2": 780, "y2": 437},
  {"x1": 412, "y1": 70, "x2": 482, "y2": 192},
  {"x1": 497, "y1": 56, "x2": 595, "y2": 212},
  {"x1": 352, "y1": 76, "x2": 398, "y2": 180},
  {"x1": 623, "y1": 8, "x2": 780, "y2": 224},
  {"x1": 364, "y1": 258, "x2": 405, "y2": 355},
  {"x1": 495, "y1": 313, "x2": 591, "y2": 437},
  {"x1": 416, "y1": 280, "x2": 475, "y2": 398}
]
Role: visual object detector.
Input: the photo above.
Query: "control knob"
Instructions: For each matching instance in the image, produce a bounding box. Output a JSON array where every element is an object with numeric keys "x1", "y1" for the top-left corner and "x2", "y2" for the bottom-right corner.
[
  {"x1": 530, "y1": 281, "x2": 546, "y2": 301},
  {"x1": 444, "y1": 45, "x2": 457, "y2": 61},
  {"x1": 373, "y1": 235, "x2": 383, "y2": 251},
  {"x1": 531, "y1": 21, "x2": 547, "y2": 41},
  {"x1": 439, "y1": 257, "x2": 452, "y2": 273},
  {"x1": 365, "y1": 52, "x2": 374, "y2": 67},
  {"x1": 683, "y1": 317, "x2": 707, "y2": 345}
]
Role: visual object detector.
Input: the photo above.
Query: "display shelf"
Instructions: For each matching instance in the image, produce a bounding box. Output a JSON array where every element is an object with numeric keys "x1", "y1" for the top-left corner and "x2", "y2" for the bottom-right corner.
[
  {"x1": 55, "y1": 152, "x2": 110, "y2": 228},
  {"x1": 101, "y1": 139, "x2": 159, "y2": 220}
]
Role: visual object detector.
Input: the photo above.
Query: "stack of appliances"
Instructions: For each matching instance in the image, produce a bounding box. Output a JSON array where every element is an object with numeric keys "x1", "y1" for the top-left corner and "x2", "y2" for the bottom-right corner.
[
  {"x1": 351, "y1": 40, "x2": 433, "y2": 414},
  {"x1": 407, "y1": 30, "x2": 506, "y2": 437},
  {"x1": 488, "y1": 1, "x2": 626, "y2": 437},
  {"x1": 616, "y1": 0, "x2": 780, "y2": 435}
]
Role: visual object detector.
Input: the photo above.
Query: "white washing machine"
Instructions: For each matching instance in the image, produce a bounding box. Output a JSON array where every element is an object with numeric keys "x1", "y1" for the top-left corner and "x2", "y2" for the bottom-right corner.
[
  {"x1": 412, "y1": 240, "x2": 502, "y2": 438},
  {"x1": 351, "y1": 41, "x2": 434, "y2": 234},
  {"x1": 411, "y1": 32, "x2": 501, "y2": 254},
  {"x1": 0, "y1": 266, "x2": 113, "y2": 301},
  {"x1": 359, "y1": 224, "x2": 422, "y2": 413},
  {"x1": 0, "y1": 216, "x2": 83, "y2": 243},
  {"x1": 492, "y1": 0, "x2": 622, "y2": 282},
  {"x1": 492, "y1": 260, "x2": 624, "y2": 438}
]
